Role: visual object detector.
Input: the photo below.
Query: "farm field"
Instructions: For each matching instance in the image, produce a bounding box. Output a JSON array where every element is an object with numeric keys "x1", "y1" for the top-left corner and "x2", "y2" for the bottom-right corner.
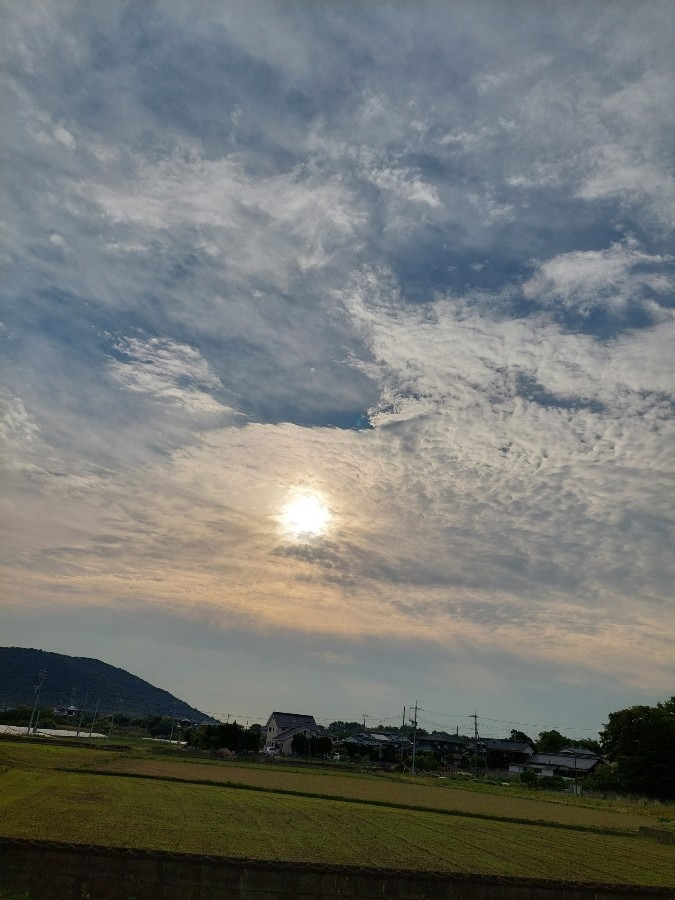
[
  {"x1": 1, "y1": 739, "x2": 674, "y2": 887},
  {"x1": 89, "y1": 752, "x2": 674, "y2": 832}
]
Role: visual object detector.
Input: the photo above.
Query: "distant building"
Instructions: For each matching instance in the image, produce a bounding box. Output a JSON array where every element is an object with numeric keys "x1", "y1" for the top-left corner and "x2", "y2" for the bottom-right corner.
[
  {"x1": 417, "y1": 731, "x2": 466, "y2": 765},
  {"x1": 335, "y1": 731, "x2": 412, "y2": 761},
  {"x1": 509, "y1": 746, "x2": 600, "y2": 778},
  {"x1": 264, "y1": 711, "x2": 319, "y2": 754},
  {"x1": 466, "y1": 738, "x2": 535, "y2": 770},
  {"x1": 53, "y1": 705, "x2": 79, "y2": 718}
]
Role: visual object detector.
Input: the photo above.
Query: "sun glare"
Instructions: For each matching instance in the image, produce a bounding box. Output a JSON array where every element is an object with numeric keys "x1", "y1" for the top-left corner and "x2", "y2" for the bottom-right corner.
[{"x1": 280, "y1": 492, "x2": 331, "y2": 538}]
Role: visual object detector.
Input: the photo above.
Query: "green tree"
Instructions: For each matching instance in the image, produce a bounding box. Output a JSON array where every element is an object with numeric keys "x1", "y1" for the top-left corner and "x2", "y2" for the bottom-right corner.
[
  {"x1": 188, "y1": 720, "x2": 258, "y2": 752},
  {"x1": 411, "y1": 752, "x2": 438, "y2": 772},
  {"x1": 601, "y1": 697, "x2": 675, "y2": 799},
  {"x1": 0, "y1": 705, "x2": 32, "y2": 725},
  {"x1": 537, "y1": 730, "x2": 568, "y2": 753},
  {"x1": 309, "y1": 735, "x2": 332, "y2": 757},
  {"x1": 291, "y1": 732, "x2": 309, "y2": 755},
  {"x1": 538, "y1": 775, "x2": 567, "y2": 792},
  {"x1": 575, "y1": 737, "x2": 602, "y2": 756},
  {"x1": 584, "y1": 763, "x2": 622, "y2": 793},
  {"x1": 509, "y1": 729, "x2": 534, "y2": 745},
  {"x1": 340, "y1": 741, "x2": 363, "y2": 761},
  {"x1": 327, "y1": 721, "x2": 362, "y2": 739},
  {"x1": 147, "y1": 716, "x2": 173, "y2": 737}
]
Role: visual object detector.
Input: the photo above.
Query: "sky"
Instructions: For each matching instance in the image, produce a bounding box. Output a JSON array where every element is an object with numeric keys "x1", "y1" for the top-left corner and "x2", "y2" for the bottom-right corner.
[{"x1": 1, "y1": 1, "x2": 674, "y2": 739}]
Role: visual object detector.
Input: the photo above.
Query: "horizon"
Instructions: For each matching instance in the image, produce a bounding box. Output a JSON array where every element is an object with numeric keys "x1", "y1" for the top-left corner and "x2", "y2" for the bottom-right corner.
[{"x1": 1, "y1": 2, "x2": 673, "y2": 744}]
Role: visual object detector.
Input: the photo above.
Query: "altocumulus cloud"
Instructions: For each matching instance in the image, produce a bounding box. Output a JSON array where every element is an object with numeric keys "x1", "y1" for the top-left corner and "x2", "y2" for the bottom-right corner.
[{"x1": 1, "y1": 0, "x2": 674, "y2": 726}]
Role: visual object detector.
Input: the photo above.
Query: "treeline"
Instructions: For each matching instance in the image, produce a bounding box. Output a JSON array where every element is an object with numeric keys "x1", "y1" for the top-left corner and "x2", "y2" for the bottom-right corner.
[
  {"x1": 594, "y1": 696, "x2": 675, "y2": 799},
  {"x1": 186, "y1": 721, "x2": 261, "y2": 753},
  {"x1": 508, "y1": 729, "x2": 602, "y2": 755}
]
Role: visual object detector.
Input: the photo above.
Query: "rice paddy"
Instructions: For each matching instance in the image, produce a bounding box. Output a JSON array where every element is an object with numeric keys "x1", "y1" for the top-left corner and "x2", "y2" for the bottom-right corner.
[{"x1": 1, "y1": 739, "x2": 674, "y2": 886}]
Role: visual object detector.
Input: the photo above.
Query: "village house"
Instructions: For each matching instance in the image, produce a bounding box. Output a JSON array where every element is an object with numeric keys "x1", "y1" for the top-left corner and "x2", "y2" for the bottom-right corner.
[
  {"x1": 264, "y1": 711, "x2": 320, "y2": 755},
  {"x1": 466, "y1": 738, "x2": 536, "y2": 770},
  {"x1": 509, "y1": 746, "x2": 601, "y2": 779},
  {"x1": 53, "y1": 705, "x2": 79, "y2": 718},
  {"x1": 416, "y1": 731, "x2": 466, "y2": 766}
]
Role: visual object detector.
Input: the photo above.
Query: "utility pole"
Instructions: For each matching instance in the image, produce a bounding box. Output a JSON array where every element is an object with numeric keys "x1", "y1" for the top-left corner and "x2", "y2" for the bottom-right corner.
[
  {"x1": 471, "y1": 711, "x2": 478, "y2": 776},
  {"x1": 410, "y1": 702, "x2": 418, "y2": 775},
  {"x1": 169, "y1": 705, "x2": 177, "y2": 744},
  {"x1": 88, "y1": 698, "x2": 101, "y2": 738},
  {"x1": 362, "y1": 711, "x2": 367, "y2": 730},
  {"x1": 108, "y1": 691, "x2": 122, "y2": 738},
  {"x1": 26, "y1": 670, "x2": 47, "y2": 736},
  {"x1": 76, "y1": 690, "x2": 89, "y2": 738},
  {"x1": 400, "y1": 706, "x2": 406, "y2": 763}
]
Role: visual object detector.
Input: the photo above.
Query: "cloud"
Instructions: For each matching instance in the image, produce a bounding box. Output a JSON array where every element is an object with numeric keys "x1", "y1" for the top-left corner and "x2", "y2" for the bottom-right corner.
[
  {"x1": 304, "y1": 650, "x2": 353, "y2": 667},
  {"x1": 522, "y1": 240, "x2": 673, "y2": 319},
  {"x1": 2, "y1": 0, "x2": 674, "y2": 724},
  {"x1": 109, "y1": 336, "x2": 233, "y2": 415}
]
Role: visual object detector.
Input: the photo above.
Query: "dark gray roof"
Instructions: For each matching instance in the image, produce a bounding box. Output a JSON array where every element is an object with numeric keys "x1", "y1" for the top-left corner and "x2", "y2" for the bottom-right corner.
[
  {"x1": 268, "y1": 712, "x2": 317, "y2": 729},
  {"x1": 559, "y1": 746, "x2": 600, "y2": 758},
  {"x1": 337, "y1": 732, "x2": 396, "y2": 746},
  {"x1": 527, "y1": 753, "x2": 599, "y2": 771},
  {"x1": 275, "y1": 723, "x2": 320, "y2": 741},
  {"x1": 484, "y1": 739, "x2": 534, "y2": 752}
]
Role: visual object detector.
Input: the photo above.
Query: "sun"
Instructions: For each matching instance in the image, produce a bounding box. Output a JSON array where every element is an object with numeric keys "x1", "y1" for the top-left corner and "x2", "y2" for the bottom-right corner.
[{"x1": 280, "y1": 491, "x2": 331, "y2": 538}]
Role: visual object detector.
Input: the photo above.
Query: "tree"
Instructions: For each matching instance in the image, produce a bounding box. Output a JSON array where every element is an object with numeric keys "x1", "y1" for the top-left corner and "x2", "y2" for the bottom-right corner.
[
  {"x1": 147, "y1": 716, "x2": 173, "y2": 737},
  {"x1": 510, "y1": 729, "x2": 534, "y2": 745},
  {"x1": 575, "y1": 737, "x2": 602, "y2": 756},
  {"x1": 309, "y1": 735, "x2": 332, "y2": 757},
  {"x1": 0, "y1": 705, "x2": 32, "y2": 726},
  {"x1": 538, "y1": 775, "x2": 566, "y2": 792},
  {"x1": 537, "y1": 730, "x2": 568, "y2": 754},
  {"x1": 340, "y1": 741, "x2": 363, "y2": 761},
  {"x1": 291, "y1": 732, "x2": 309, "y2": 755},
  {"x1": 188, "y1": 720, "x2": 260, "y2": 753},
  {"x1": 327, "y1": 721, "x2": 362, "y2": 739},
  {"x1": 601, "y1": 697, "x2": 675, "y2": 799}
]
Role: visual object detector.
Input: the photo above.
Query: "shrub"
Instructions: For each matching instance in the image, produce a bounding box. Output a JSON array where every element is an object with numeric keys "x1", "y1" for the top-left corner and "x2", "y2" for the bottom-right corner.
[{"x1": 538, "y1": 775, "x2": 567, "y2": 792}]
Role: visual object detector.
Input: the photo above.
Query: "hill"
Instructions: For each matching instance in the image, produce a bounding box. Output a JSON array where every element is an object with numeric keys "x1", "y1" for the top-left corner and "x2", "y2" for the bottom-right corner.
[{"x1": 0, "y1": 647, "x2": 215, "y2": 721}]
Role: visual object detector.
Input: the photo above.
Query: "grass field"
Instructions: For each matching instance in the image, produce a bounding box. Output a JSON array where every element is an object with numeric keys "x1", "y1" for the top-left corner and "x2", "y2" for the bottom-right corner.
[
  {"x1": 88, "y1": 753, "x2": 675, "y2": 831},
  {"x1": 1, "y1": 739, "x2": 674, "y2": 887}
]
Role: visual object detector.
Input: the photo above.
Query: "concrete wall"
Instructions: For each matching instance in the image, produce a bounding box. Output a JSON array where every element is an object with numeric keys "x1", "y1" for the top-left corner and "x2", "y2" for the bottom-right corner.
[{"x1": 1, "y1": 838, "x2": 672, "y2": 900}]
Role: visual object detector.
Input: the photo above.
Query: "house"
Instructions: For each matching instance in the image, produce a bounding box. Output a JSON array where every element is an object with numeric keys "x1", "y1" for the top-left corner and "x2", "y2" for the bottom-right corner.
[
  {"x1": 466, "y1": 738, "x2": 535, "y2": 770},
  {"x1": 335, "y1": 731, "x2": 412, "y2": 761},
  {"x1": 417, "y1": 731, "x2": 465, "y2": 765},
  {"x1": 264, "y1": 712, "x2": 320, "y2": 755},
  {"x1": 53, "y1": 705, "x2": 79, "y2": 718},
  {"x1": 509, "y1": 747, "x2": 601, "y2": 779}
]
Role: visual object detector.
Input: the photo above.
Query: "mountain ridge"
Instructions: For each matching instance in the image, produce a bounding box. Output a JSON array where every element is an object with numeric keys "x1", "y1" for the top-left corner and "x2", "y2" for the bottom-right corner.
[{"x1": 0, "y1": 647, "x2": 215, "y2": 721}]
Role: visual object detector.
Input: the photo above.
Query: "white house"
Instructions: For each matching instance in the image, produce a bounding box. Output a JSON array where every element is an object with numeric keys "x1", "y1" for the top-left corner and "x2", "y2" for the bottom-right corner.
[{"x1": 264, "y1": 711, "x2": 319, "y2": 754}]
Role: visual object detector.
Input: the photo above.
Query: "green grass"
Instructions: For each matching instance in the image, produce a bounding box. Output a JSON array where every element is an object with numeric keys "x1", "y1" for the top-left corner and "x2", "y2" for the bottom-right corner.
[
  {"x1": 1, "y1": 739, "x2": 674, "y2": 886},
  {"x1": 85, "y1": 749, "x2": 675, "y2": 831}
]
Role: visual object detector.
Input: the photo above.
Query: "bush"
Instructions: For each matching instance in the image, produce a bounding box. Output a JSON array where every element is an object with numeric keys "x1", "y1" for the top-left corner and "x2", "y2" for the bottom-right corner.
[
  {"x1": 405, "y1": 752, "x2": 438, "y2": 772},
  {"x1": 538, "y1": 775, "x2": 567, "y2": 792},
  {"x1": 520, "y1": 771, "x2": 538, "y2": 786},
  {"x1": 585, "y1": 764, "x2": 623, "y2": 793},
  {"x1": 0, "y1": 706, "x2": 33, "y2": 726}
]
